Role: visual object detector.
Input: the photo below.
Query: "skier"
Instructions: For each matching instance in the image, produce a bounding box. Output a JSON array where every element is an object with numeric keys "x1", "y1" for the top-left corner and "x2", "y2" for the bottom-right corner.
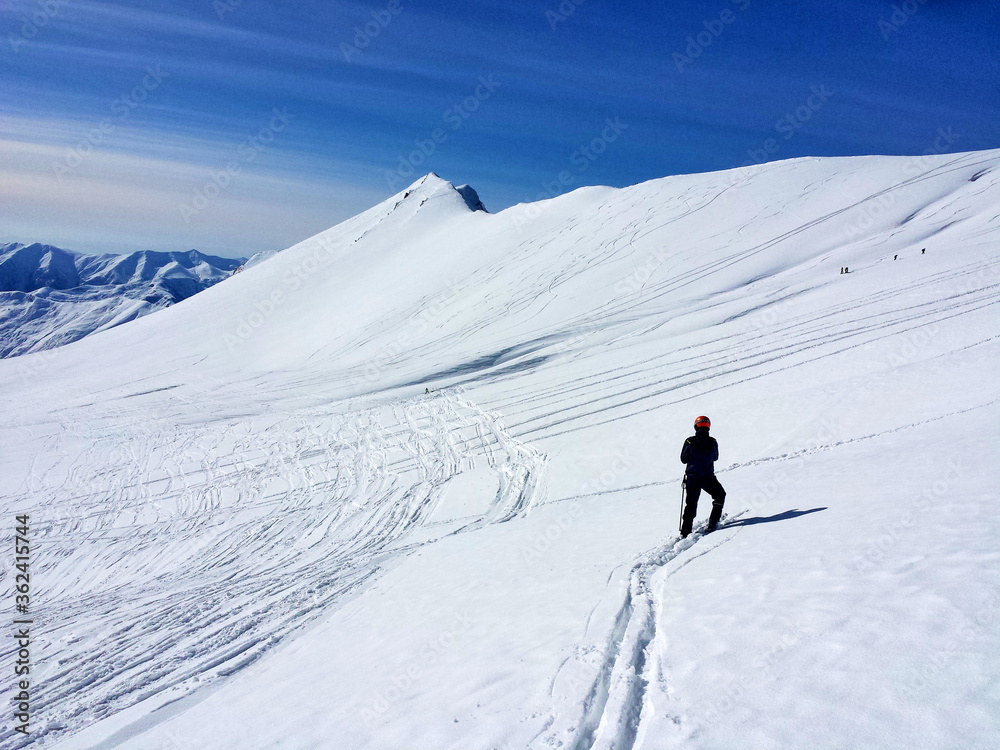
[{"x1": 680, "y1": 416, "x2": 726, "y2": 537}]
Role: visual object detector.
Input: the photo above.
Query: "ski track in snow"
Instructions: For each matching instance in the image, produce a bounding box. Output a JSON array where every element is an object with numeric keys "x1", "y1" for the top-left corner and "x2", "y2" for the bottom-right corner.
[
  {"x1": 500, "y1": 262, "x2": 1000, "y2": 442},
  {"x1": 1, "y1": 388, "x2": 543, "y2": 748},
  {"x1": 553, "y1": 514, "x2": 747, "y2": 750}
]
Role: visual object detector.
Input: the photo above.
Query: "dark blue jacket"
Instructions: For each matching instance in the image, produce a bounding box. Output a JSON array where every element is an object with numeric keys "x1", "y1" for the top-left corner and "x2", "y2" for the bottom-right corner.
[{"x1": 681, "y1": 429, "x2": 718, "y2": 477}]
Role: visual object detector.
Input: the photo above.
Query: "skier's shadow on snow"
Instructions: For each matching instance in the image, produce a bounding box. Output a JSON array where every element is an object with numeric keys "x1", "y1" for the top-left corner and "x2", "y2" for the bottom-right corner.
[{"x1": 724, "y1": 507, "x2": 827, "y2": 527}]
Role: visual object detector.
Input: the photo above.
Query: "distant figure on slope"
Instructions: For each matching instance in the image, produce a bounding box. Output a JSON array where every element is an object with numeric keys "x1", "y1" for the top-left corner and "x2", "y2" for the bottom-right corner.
[{"x1": 680, "y1": 416, "x2": 726, "y2": 537}]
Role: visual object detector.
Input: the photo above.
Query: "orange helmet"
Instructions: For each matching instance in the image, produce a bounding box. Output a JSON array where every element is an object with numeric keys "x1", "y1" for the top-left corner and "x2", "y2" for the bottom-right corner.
[{"x1": 694, "y1": 415, "x2": 711, "y2": 430}]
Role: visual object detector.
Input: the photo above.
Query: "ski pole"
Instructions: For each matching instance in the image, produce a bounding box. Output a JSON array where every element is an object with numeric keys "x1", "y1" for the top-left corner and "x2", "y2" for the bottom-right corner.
[{"x1": 679, "y1": 475, "x2": 686, "y2": 533}]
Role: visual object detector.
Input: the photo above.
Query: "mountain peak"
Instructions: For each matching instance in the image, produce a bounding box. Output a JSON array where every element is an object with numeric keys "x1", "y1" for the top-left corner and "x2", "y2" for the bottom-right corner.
[
  {"x1": 398, "y1": 173, "x2": 487, "y2": 213},
  {"x1": 455, "y1": 184, "x2": 487, "y2": 212}
]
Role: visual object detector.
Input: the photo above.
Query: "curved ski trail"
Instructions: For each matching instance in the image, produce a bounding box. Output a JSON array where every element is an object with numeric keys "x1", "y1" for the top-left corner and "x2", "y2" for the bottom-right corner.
[{"x1": 5, "y1": 387, "x2": 544, "y2": 748}]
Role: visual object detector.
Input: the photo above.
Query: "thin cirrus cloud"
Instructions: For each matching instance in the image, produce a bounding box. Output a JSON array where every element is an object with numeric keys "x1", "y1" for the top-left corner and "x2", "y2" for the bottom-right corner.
[
  {"x1": 0, "y1": 115, "x2": 386, "y2": 257},
  {"x1": 1, "y1": 0, "x2": 997, "y2": 257}
]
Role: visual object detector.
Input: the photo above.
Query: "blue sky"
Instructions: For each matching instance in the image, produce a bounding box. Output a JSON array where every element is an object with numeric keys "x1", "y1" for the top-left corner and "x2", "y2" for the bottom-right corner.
[{"x1": 1, "y1": 0, "x2": 997, "y2": 257}]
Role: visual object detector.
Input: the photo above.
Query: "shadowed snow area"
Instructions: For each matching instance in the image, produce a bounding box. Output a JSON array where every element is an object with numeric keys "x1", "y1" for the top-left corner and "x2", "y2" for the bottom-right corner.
[
  {"x1": 1, "y1": 158, "x2": 998, "y2": 750},
  {"x1": 0, "y1": 244, "x2": 243, "y2": 357}
]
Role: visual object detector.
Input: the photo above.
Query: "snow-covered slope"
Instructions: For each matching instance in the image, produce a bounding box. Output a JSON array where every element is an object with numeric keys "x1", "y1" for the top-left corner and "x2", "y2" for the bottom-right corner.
[
  {"x1": 1, "y1": 155, "x2": 998, "y2": 750},
  {"x1": 0, "y1": 243, "x2": 244, "y2": 357}
]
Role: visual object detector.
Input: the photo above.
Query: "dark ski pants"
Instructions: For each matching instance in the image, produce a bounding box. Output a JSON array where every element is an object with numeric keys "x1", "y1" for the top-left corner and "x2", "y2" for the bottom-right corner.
[{"x1": 682, "y1": 474, "x2": 726, "y2": 534}]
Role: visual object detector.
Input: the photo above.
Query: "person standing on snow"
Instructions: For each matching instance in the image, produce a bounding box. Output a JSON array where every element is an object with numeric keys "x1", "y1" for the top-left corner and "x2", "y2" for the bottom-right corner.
[{"x1": 680, "y1": 416, "x2": 726, "y2": 537}]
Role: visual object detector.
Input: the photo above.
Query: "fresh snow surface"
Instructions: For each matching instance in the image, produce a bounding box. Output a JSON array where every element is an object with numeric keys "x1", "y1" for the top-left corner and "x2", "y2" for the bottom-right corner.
[
  {"x1": 1, "y1": 155, "x2": 998, "y2": 750},
  {"x1": 0, "y1": 244, "x2": 243, "y2": 357}
]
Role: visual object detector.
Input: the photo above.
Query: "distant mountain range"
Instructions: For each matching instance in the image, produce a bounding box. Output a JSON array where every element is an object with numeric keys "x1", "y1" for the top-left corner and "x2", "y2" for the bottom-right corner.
[{"x1": 0, "y1": 242, "x2": 244, "y2": 357}]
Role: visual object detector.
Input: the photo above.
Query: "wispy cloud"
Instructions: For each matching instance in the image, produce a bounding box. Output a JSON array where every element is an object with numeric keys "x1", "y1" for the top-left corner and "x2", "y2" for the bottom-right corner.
[
  {"x1": 0, "y1": 124, "x2": 385, "y2": 256},
  {"x1": 1, "y1": 0, "x2": 997, "y2": 256}
]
